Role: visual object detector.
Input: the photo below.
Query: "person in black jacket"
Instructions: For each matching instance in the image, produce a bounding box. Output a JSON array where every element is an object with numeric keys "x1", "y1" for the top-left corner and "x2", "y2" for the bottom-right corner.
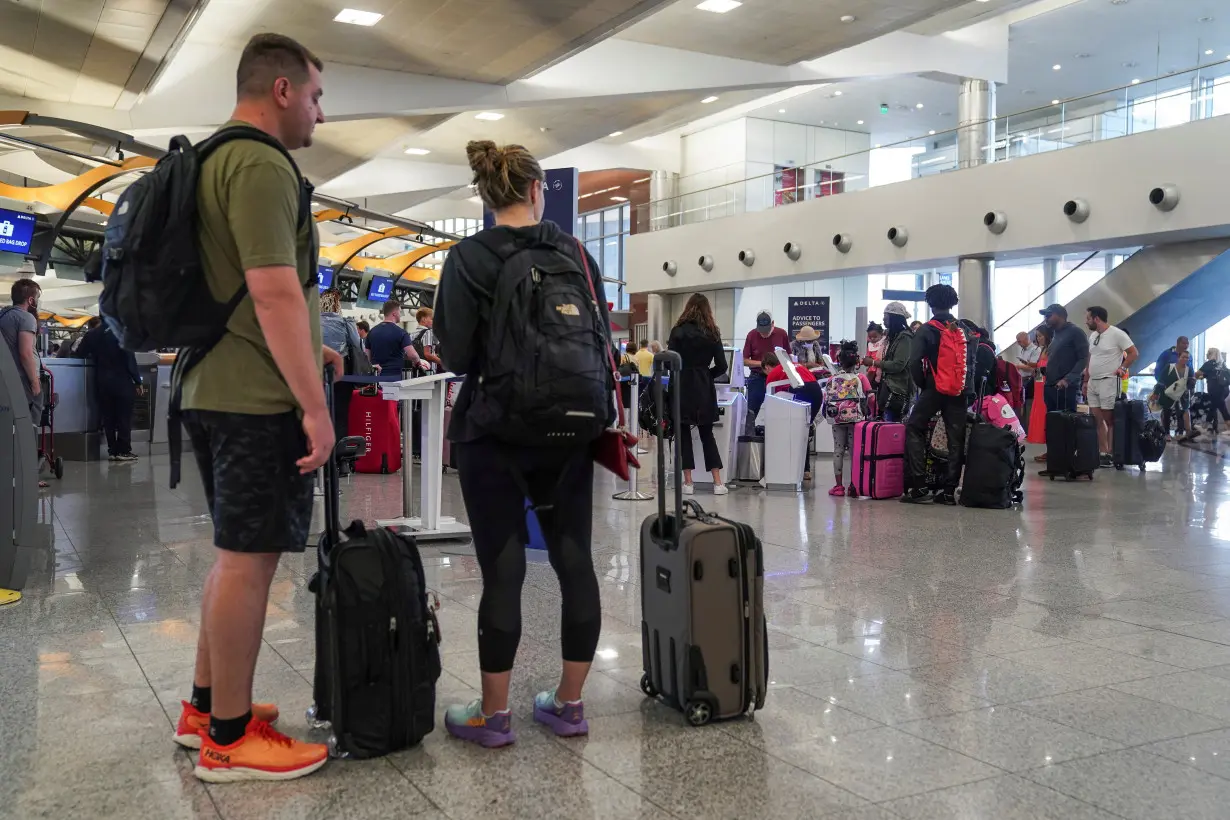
[
  {"x1": 76, "y1": 321, "x2": 143, "y2": 462},
  {"x1": 667, "y1": 293, "x2": 729, "y2": 496},
  {"x1": 902, "y1": 284, "x2": 966, "y2": 505},
  {"x1": 434, "y1": 139, "x2": 611, "y2": 749}
]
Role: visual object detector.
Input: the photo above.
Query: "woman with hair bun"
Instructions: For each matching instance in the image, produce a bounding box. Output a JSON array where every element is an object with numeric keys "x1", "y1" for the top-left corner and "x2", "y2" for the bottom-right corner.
[{"x1": 434, "y1": 140, "x2": 613, "y2": 748}]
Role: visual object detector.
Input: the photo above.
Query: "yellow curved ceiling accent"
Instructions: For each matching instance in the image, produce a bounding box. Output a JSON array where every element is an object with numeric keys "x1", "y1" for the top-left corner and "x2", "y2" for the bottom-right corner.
[
  {"x1": 313, "y1": 208, "x2": 346, "y2": 223},
  {"x1": 319, "y1": 226, "x2": 414, "y2": 264},
  {"x1": 82, "y1": 197, "x2": 114, "y2": 216},
  {"x1": 358, "y1": 241, "x2": 455, "y2": 275},
  {"x1": 0, "y1": 156, "x2": 154, "y2": 211}
]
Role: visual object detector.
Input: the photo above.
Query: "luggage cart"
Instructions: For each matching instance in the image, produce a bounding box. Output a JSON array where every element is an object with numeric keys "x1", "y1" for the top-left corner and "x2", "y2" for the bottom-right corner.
[{"x1": 37, "y1": 368, "x2": 64, "y2": 480}]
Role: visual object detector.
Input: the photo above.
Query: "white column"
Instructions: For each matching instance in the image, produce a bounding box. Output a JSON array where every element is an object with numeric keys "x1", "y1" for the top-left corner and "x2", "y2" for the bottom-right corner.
[
  {"x1": 957, "y1": 78, "x2": 996, "y2": 170},
  {"x1": 958, "y1": 257, "x2": 994, "y2": 336}
]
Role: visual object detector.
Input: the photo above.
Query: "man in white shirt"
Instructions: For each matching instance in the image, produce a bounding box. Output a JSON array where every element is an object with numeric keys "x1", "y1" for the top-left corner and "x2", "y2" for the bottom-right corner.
[
  {"x1": 1083, "y1": 306, "x2": 1139, "y2": 465},
  {"x1": 1014, "y1": 331, "x2": 1042, "y2": 432}
]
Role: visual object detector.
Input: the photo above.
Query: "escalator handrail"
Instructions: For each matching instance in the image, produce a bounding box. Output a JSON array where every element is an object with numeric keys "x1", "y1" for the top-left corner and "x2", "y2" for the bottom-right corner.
[{"x1": 991, "y1": 249, "x2": 1141, "y2": 336}]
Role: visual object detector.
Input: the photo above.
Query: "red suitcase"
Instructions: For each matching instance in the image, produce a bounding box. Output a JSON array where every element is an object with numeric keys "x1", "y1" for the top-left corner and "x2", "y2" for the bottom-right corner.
[
  {"x1": 851, "y1": 420, "x2": 905, "y2": 499},
  {"x1": 349, "y1": 388, "x2": 402, "y2": 474}
]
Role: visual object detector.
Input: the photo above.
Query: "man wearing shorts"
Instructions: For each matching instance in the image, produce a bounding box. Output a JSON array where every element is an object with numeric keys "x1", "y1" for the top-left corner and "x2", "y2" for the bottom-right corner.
[
  {"x1": 1083, "y1": 306, "x2": 1138, "y2": 467},
  {"x1": 173, "y1": 33, "x2": 342, "y2": 783}
]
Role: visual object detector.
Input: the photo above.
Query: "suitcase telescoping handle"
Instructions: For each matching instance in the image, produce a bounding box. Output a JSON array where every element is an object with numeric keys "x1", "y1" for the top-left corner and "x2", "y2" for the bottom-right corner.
[
  {"x1": 653, "y1": 350, "x2": 684, "y2": 544},
  {"x1": 320, "y1": 365, "x2": 367, "y2": 560}
]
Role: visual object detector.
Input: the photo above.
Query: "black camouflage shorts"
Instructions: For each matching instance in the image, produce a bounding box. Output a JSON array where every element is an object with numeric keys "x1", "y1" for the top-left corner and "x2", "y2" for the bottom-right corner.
[{"x1": 184, "y1": 410, "x2": 315, "y2": 553}]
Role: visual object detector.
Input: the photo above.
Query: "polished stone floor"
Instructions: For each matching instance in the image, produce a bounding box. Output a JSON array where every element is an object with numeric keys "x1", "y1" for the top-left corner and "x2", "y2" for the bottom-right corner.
[{"x1": 5, "y1": 441, "x2": 1230, "y2": 819}]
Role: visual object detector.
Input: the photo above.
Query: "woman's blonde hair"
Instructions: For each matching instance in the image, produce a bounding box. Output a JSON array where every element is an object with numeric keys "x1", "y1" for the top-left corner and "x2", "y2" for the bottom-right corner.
[{"x1": 466, "y1": 140, "x2": 544, "y2": 211}]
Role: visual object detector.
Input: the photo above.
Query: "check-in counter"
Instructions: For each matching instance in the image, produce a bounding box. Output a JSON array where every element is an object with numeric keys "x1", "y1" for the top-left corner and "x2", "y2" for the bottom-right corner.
[{"x1": 41, "y1": 353, "x2": 161, "y2": 460}]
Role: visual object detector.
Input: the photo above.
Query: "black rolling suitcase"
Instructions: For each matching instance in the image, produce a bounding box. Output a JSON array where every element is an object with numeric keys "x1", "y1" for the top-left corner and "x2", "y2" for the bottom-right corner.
[
  {"x1": 308, "y1": 367, "x2": 441, "y2": 759},
  {"x1": 1113, "y1": 395, "x2": 1150, "y2": 470},
  {"x1": 1045, "y1": 393, "x2": 1099, "y2": 480},
  {"x1": 961, "y1": 418, "x2": 1024, "y2": 509},
  {"x1": 639, "y1": 351, "x2": 768, "y2": 727}
]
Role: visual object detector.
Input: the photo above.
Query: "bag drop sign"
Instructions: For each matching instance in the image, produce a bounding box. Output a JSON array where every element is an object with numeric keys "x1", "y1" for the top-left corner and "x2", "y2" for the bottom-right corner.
[
  {"x1": 0, "y1": 208, "x2": 36, "y2": 255},
  {"x1": 787, "y1": 297, "x2": 830, "y2": 346}
]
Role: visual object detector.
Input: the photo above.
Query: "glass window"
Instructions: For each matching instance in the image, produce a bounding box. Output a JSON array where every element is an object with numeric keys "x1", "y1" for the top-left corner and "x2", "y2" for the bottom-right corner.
[
  {"x1": 585, "y1": 213, "x2": 601, "y2": 240},
  {"x1": 603, "y1": 207, "x2": 619, "y2": 236},
  {"x1": 1056, "y1": 253, "x2": 1107, "y2": 306},
  {"x1": 621, "y1": 204, "x2": 631, "y2": 233},
  {"x1": 992, "y1": 263, "x2": 1046, "y2": 343}
]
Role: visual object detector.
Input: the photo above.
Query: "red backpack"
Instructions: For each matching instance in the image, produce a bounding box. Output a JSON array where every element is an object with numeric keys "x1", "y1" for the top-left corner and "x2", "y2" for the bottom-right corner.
[{"x1": 927, "y1": 319, "x2": 974, "y2": 397}]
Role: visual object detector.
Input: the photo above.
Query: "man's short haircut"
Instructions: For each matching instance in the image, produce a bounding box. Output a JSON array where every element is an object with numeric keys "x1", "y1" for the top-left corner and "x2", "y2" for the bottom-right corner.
[
  {"x1": 415, "y1": 307, "x2": 433, "y2": 324},
  {"x1": 925, "y1": 284, "x2": 959, "y2": 312},
  {"x1": 1087, "y1": 306, "x2": 1109, "y2": 323},
  {"x1": 381, "y1": 300, "x2": 401, "y2": 318},
  {"x1": 236, "y1": 33, "x2": 323, "y2": 99},
  {"x1": 11, "y1": 278, "x2": 40, "y2": 305},
  {"x1": 639, "y1": 339, "x2": 649, "y2": 349},
  {"x1": 355, "y1": 321, "x2": 370, "y2": 333}
]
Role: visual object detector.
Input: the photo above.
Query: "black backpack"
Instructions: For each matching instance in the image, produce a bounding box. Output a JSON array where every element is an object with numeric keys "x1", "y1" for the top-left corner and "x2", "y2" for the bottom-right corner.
[
  {"x1": 466, "y1": 235, "x2": 612, "y2": 447},
  {"x1": 91, "y1": 125, "x2": 312, "y2": 486},
  {"x1": 94, "y1": 125, "x2": 312, "y2": 351}
]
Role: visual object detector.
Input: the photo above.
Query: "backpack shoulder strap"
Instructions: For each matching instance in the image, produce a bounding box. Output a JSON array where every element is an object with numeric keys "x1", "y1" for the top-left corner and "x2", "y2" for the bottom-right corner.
[{"x1": 193, "y1": 126, "x2": 312, "y2": 229}]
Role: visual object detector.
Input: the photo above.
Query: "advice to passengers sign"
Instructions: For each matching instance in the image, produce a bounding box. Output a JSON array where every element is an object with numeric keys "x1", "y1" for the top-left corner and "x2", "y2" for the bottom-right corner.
[{"x1": 787, "y1": 296, "x2": 830, "y2": 346}]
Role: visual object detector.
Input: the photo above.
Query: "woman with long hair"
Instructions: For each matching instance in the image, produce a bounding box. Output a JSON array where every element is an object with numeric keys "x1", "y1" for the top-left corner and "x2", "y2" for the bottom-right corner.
[
  {"x1": 1027, "y1": 326, "x2": 1052, "y2": 453},
  {"x1": 434, "y1": 140, "x2": 612, "y2": 747},
  {"x1": 667, "y1": 293, "x2": 729, "y2": 495}
]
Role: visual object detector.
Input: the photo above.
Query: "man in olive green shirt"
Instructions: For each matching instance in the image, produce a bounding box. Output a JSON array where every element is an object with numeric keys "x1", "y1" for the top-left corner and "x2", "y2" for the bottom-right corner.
[{"x1": 175, "y1": 33, "x2": 341, "y2": 784}]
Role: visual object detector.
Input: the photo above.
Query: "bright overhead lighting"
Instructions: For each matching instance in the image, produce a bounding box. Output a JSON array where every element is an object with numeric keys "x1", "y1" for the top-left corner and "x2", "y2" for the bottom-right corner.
[
  {"x1": 778, "y1": 108, "x2": 787, "y2": 113},
  {"x1": 1052, "y1": 64, "x2": 1062, "y2": 70},
  {"x1": 608, "y1": 131, "x2": 623, "y2": 137},
  {"x1": 840, "y1": 14, "x2": 856, "y2": 23},
  {"x1": 834, "y1": 90, "x2": 843, "y2": 96},
  {"x1": 334, "y1": 8, "x2": 383, "y2": 26},
  {"x1": 1131, "y1": 78, "x2": 1141, "y2": 84},
  {"x1": 701, "y1": 95, "x2": 719, "y2": 104},
  {"x1": 403, "y1": 148, "x2": 431, "y2": 156},
  {"x1": 915, "y1": 102, "x2": 924, "y2": 109},
  {"x1": 695, "y1": 0, "x2": 742, "y2": 12},
  {"x1": 928, "y1": 130, "x2": 936, "y2": 135},
  {"x1": 475, "y1": 112, "x2": 504, "y2": 120},
  {"x1": 856, "y1": 120, "x2": 864, "y2": 125},
  {"x1": 1051, "y1": 99, "x2": 1060, "y2": 105},
  {"x1": 874, "y1": 143, "x2": 882, "y2": 148},
  {"x1": 611, "y1": 196, "x2": 629, "y2": 202},
  {"x1": 1206, "y1": 49, "x2": 1215, "y2": 55}
]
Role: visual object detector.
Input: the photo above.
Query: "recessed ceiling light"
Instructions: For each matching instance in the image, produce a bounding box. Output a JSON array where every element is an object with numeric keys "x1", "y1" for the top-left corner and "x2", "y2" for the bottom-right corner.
[
  {"x1": 475, "y1": 112, "x2": 504, "y2": 120},
  {"x1": 915, "y1": 102, "x2": 924, "y2": 109},
  {"x1": 857, "y1": 120, "x2": 864, "y2": 125},
  {"x1": 840, "y1": 15, "x2": 856, "y2": 23},
  {"x1": 875, "y1": 143, "x2": 882, "y2": 148},
  {"x1": 928, "y1": 130, "x2": 936, "y2": 135},
  {"x1": 403, "y1": 148, "x2": 431, "y2": 156},
  {"x1": 779, "y1": 108, "x2": 787, "y2": 113},
  {"x1": 1206, "y1": 49, "x2": 1215, "y2": 55},
  {"x1": 701, "y1": 95, "x2": 719, "y2": 104},
  {"x1": 696, "y1": 0, "x2": 742, "y2": 12},
  {"x1": 834, "y1": 90, "x2": 843, "y2": 96},
  {"x1": 1131, "y1": 78, "x2": 1141, "y2": 84},
  {"x1": 334, "y1": 8, "x2": 383, "y2": 26},
  {"x1": 608, "y1": 131, "x2": 623, "y2": 137},
  {"x1": 611, "y1": 196, "x2": 629, "y2": 202},
  {"x1": 1051, "y1": 99, "x2": 1060, "y2": 105},
  {"x1": 1052, "y1": 64, "x2": 1062, "y2": 70}
]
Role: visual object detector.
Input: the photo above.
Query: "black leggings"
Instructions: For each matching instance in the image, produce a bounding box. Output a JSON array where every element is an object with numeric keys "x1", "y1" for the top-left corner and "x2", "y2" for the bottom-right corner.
[
  {"x1": 456, "y1": 440, "x2": 601, "y2": 673},
  {"x1": 680, "y1": 423, "x2": 722, "y2": 472}
]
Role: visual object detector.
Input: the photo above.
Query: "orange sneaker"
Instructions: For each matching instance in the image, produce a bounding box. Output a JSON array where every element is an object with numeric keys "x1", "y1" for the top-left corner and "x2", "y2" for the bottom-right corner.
[
  {"x1": 174, "y1": 701, "x2": 281, "y2": 749},
  {"x1": 193, "y1": 718, "x2": 328, "y2": 783}
]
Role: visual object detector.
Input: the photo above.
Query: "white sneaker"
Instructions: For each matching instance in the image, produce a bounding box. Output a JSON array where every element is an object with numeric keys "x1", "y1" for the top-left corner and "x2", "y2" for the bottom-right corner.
[
  {"x1": 713, "y1": 484, "x2": 729, "y2": 496},
  {"x1": 682, "y1": 483, "x2": 695, "y2": 496}
]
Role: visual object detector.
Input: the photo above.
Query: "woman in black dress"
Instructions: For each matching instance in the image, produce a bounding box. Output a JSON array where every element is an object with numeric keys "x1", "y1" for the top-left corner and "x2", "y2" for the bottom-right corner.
[{"x1": 667, "y1": 293, "x2": 729, "y2": 496}]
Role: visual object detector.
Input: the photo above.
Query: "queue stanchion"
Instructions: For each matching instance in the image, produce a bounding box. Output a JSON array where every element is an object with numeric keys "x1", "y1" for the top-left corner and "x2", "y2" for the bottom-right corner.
[{"x1": 613, "y1": 372, "x2": 654, "y2": 502}]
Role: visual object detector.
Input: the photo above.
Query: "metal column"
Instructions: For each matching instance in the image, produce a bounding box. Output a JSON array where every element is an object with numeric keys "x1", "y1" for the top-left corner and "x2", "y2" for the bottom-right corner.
[
  {"x1": 957, "y1": 78, "x2": 996, "y2": 170},
  {"x1": 649, "y1": 170, "x2": 680, "y2": 232},
  {"x1": 958, "y1": 257, "x2": 994, "y2": 337},
  {"x1": 646, "y1": 293, "x2": 668, "y2": 349}
]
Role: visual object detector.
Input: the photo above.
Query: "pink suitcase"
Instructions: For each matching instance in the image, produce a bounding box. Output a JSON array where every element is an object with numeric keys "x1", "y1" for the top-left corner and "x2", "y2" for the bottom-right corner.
[{"x1": 852, "y1": 420, "x2": 906, "y2": 499}]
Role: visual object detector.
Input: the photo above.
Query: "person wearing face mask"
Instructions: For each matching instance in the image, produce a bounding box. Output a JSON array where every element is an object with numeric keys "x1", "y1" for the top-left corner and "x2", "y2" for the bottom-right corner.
[
  {"x1": 865, "y1": 302, "x2": 913, "y2": 422},
  {"x1": 0, "y1": 278, "x2": 44, "y2": 428}
]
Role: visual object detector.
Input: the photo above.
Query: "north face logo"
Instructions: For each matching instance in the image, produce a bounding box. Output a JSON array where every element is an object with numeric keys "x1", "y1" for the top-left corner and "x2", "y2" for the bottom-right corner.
[
  {"x1": 555, "y1": 303, "x2": 580, "y2": 317},
  {"x1": 203, "y1": 748, "x2": 231, "y2": 764}
]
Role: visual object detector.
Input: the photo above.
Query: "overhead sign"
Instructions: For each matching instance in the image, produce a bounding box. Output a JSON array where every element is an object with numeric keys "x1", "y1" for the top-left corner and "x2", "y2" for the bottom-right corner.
[
  {"x1": 482, "y1": 167, "x2": 579, "y2": 236},
  {"x1": 0, "y1": 208, "x2": 36, "y2": 255},
  {"x1": 367, "y1": 275, "x2": 394, "y2": 302},
  {"x1": 317, "y1": 264, "x2": 334, "y2": 292},
  {"x1": 787, "y1": 296, "x2": 830, "y2": 346}
]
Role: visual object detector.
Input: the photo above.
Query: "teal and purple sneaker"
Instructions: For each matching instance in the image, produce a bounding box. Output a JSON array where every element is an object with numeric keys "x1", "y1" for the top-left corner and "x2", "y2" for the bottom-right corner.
[
  {"x1": 443, "y1": 700, "x2": 515, "y2": 748},
  {"x1": 533, "y1": 689, "x2": 589, "y2": 737}
]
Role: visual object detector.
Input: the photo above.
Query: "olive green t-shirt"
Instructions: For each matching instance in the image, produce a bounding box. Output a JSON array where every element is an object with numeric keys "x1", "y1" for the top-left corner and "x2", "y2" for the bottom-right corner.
[{"x1": 182, "y1": 122, "x2": 322, "y2": 415}]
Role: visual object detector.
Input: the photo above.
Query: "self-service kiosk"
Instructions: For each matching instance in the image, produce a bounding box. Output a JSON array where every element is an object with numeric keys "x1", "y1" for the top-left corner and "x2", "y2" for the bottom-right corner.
[
  {"x1": 688, "y1": 385, "x2": 747, "y2": 489},
  {"x1": 0, "y1": 342, "x2": 38, "y2": 590}
]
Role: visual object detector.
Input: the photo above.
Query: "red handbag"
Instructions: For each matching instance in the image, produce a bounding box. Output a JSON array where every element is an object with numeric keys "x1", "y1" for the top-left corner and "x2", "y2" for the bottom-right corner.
[{"x1": 576, "y1": 239, "x2": 640, "y2": 481}]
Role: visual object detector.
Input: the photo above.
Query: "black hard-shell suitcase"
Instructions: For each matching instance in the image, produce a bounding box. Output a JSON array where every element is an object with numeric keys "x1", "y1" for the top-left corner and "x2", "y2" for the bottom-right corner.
[
  {"x1": 1045, "y1": 407, "x2": 1099, "y2": 481},
  {"x1": 639, "y1": 351, "x2": 768, "y2": 727},
  {"x1": 961, "y1": 419, "x2": 1024, "y2": 508},
  {"x1": 307, "y1": 367, "x2": 441, "y2": 759},
  {"x1": 1113, "y1": 396, "x2": 1149, "y2": 470}
]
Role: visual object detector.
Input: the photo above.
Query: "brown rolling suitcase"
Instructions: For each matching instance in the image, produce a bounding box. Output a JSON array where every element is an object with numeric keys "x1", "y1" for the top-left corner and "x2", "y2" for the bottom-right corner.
[{"x1": 639, "y1": 351, "x2": 768, "y2": 726}]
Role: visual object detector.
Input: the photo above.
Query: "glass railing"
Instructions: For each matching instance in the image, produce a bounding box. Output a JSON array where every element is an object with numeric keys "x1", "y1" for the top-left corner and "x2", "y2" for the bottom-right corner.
[{"x1": 641, "y1": 60, "x2": 1230, "y2": 231}]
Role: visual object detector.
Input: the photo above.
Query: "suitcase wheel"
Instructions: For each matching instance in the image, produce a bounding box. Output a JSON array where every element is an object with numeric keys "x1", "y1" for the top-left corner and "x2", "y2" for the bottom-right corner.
[
  {"x1": 685, "y1": 700, "x2": 713, "y2": 727},
  {"x1": 640, "y1": 673, "x2": 659, "y2": 699}
]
